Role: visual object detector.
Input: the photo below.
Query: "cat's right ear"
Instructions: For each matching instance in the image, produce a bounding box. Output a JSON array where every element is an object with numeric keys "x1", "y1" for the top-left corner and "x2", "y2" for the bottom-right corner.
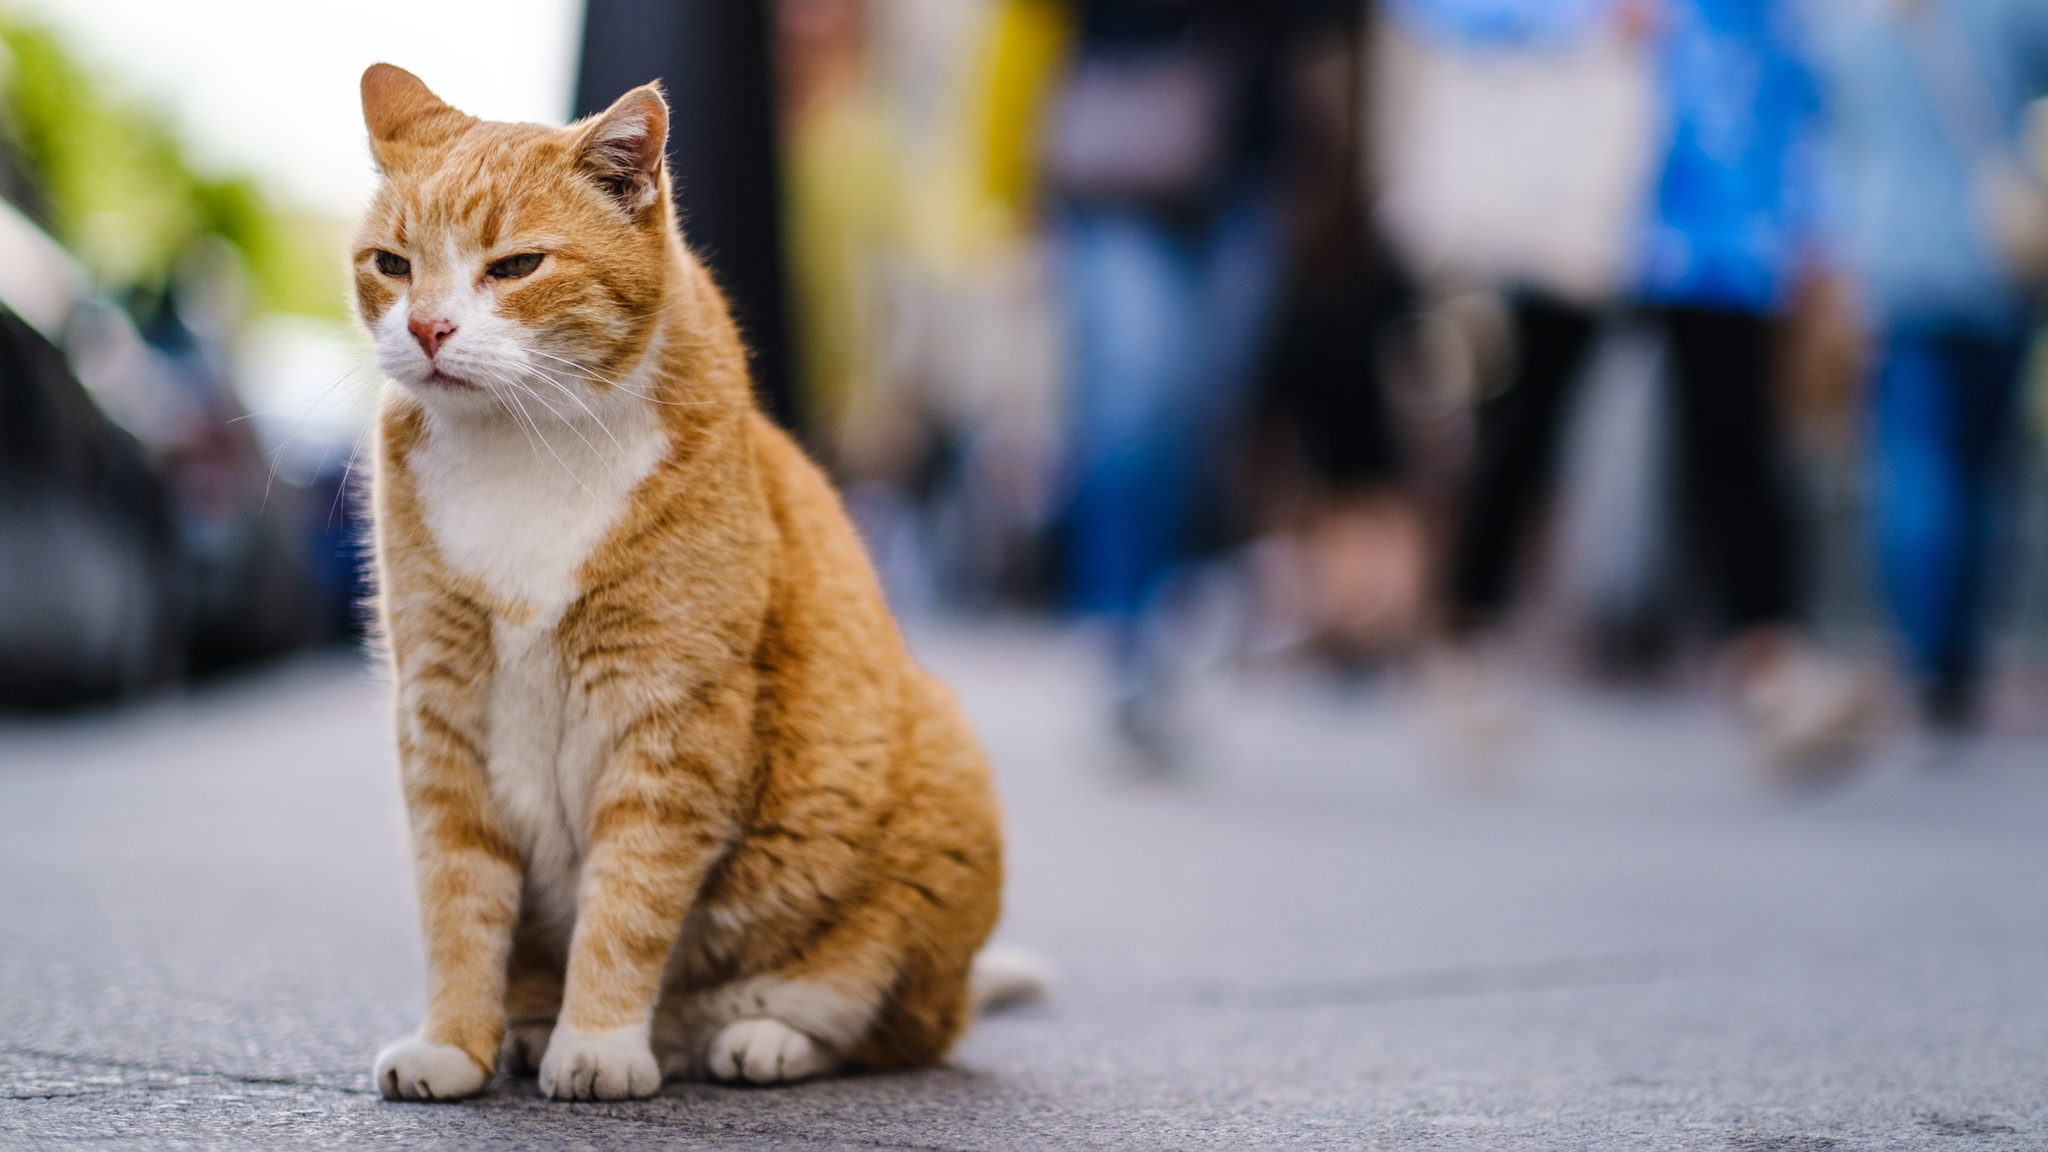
[
  {"x1": 575, "y1": 83, "x2": 669, "y2": 216},
  {"x1": 361, "y1": 64, "x2": 474, "y2": 174}
]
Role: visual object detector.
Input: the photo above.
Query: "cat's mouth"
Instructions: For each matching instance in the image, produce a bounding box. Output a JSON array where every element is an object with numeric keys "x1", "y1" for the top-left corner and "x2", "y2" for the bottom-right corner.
[{"x1": 425, "y1": 368, "x2": 479, "y2": 390}]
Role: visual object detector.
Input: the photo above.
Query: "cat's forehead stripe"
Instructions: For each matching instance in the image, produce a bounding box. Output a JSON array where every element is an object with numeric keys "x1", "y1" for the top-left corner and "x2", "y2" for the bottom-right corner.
[
  {"x1": 368, "y1": 120, "x2": 589, "y2": 260},
  {"x1": 405, "y1": 166, "x2": 525, "y2": 252}
]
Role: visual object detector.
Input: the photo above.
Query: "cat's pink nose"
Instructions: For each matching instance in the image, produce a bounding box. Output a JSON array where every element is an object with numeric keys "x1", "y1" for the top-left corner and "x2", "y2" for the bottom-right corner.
[{"x1": 408, "y1": 317, "x2": 456, "y2": 358}]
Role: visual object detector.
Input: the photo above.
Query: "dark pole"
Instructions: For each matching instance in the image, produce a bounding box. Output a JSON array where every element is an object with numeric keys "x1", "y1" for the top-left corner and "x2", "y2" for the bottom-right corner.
[{"x1": 573, "y1": 0, "x2": 800, "y2": 434}]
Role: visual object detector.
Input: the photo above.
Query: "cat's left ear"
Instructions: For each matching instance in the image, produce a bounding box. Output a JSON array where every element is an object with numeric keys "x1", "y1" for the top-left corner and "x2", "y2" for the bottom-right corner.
[{"x1": 575, "y1": 83, "x2": 669, "y2": 216}]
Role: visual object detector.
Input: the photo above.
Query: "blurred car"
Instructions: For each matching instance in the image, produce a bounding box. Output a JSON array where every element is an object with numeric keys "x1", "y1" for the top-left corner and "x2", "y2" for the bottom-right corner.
[{"x1": 0, "y1": 194, "x2": 330, "y2": 708}]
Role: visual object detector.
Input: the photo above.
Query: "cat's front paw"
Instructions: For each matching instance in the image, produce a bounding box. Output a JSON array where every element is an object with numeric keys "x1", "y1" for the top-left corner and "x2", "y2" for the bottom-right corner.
[
  {"x1": 374, "y1": 1037, "x2": 488, "y2": 1101},
  {"x1": 537, "y1": 1023, "x2": 661, "y2": 1100},
  {"x1": 707, "y1": 1018, "x2": 836, "y2": 1085}
]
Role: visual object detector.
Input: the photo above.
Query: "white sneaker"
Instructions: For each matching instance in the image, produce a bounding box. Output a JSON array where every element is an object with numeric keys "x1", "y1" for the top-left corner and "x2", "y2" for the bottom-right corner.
[
  {"x1": 1741, "y1": 645, "x2": 1884, "y2": 788},
  {"x1": 1423, "y1": 643, "x2": 1522, "y2": 768}
]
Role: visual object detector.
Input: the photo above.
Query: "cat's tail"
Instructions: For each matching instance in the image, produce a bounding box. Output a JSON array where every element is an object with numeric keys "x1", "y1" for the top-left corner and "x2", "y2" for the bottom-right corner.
[{"x1": 970, "y1": 943, "x2": 1054, "y2": 1016}]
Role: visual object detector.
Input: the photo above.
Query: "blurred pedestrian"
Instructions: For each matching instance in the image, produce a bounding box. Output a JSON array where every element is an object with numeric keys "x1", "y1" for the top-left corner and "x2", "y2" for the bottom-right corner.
[
  {"x1": 1044, "y1": 0, "x2": 1288, "y2": 761},
  {"x1": 1253, "y1": 2, "x2": 1428, "y2": 667},
  {"x1": 1405, "y1": 0, "x2": 1882, "y2": 776},
  {"x1": 1805, "y1": 0, "x2": 2048, "y2": 730}
]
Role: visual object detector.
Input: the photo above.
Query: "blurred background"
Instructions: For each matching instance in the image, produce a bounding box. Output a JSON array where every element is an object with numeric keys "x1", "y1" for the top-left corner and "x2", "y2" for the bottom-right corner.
[
  {"x1": 1, "y1": 0, "x2": 2045, "y2": 770},
  {"x1": 8, "y1": 9, "x2": 2048, "y2": 1139}
]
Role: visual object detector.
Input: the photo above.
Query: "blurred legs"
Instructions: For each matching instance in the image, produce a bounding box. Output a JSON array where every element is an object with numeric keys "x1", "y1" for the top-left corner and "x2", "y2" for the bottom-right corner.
[
  {"x1": 1442, "y1": 298, "x2": 1877, "y2": 778},
  {"x1": 1449, "y1": 294, "x2": 1599, "y2": 626},
  {"x1": 1058, "y1": 191, "x2": 1280, "y2": 760},
  {"x1": 1664, "y1": 306, "x2": 1798, "y2": 631},
  {"x1": 1060, "y1": 207, "x2": 1195, "y2": 627},
  {"x1": 1869, "y1": 330, "x2": 2025, "y2": 725},
  {"x1": 1060, "y1": 193, "x2": 1279, "y2": 625}
]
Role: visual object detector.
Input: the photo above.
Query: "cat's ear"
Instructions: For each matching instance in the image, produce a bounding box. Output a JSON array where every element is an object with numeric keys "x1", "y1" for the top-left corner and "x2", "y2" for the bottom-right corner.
[
  {"x1": 361, "y1": 64, "x2": 474, "y2": 173},
  {"x1": 575, "y1": 83, "x2": 669, "y2": 215}
]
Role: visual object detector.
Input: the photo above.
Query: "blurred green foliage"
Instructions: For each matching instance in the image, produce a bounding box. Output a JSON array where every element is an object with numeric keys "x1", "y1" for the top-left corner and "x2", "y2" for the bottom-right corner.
[{"x1": 0, "y1": 17, "x2": 343, "y2": 319}]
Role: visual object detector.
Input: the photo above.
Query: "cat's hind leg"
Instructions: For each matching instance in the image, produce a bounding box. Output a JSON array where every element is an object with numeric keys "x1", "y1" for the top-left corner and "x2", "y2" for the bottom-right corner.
[
  {"x1": 654, "y1": 673, "x2": 1002, "y2": 1085},
  {"x1": 657, "y1": 847, "x2": 992, "y2": 1083},
  {"x1": 706, "y1": 1017, "x2": 836, "y2": 1084},
  {"x1": 654, "y1": 959, "x2": 874, "y2": 1085}
]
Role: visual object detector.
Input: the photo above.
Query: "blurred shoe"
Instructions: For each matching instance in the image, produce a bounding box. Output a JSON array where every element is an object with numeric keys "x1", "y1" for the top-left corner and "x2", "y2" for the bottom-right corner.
[
  {"x1": 1422, "y1": 643, "x2": 1520, "y2": 765},
  {"x1": 1922, "y1": 670, "x2": 1981, "y2": 735},
  {"x1": 1111, "y1": 669, "x2": 1187, "y2": 776},
  {"x1": 1302, "y1": 492, "x2": 1428, "y2": 661},
  {"x1": 1241, "y1": 496, "x2": 1428, "y2": 670},
  {"x1": 1096, "y1": 612, "x2": 1175, "y2": 776},
  {"x1": 1738, "y1": 641, "x2": 1884, "y2": 789},
  {"x1": 1105, "y1": 563, "x2": 1252, "y2": 776}
]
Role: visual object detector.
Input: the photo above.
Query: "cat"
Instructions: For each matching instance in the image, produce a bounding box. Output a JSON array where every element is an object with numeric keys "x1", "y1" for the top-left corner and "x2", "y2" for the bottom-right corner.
[{"x1": 355, "y1": 63, "x2": 1023, "y2": 1102}]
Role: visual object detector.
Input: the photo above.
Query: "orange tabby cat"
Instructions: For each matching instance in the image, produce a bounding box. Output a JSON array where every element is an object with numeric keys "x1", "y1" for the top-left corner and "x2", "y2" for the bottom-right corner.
[{"x1": 356, "y1": 64, "x2": 1009, "y2": 1102}]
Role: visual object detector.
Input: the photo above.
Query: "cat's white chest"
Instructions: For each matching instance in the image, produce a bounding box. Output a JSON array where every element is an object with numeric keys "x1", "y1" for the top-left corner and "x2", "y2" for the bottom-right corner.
[
  {"x1": 486, "y1": 616, "x2": 604, "y2": 930},
  {"x1": 408, "y1": 397, "x2": 667, "y2": 929},
  {"x1": 408, "y1": 400, "x2": 667, "y2": 622}
]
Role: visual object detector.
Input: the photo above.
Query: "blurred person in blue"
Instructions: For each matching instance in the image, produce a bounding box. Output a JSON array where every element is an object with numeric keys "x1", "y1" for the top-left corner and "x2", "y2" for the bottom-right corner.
[
  {"x1": 1400, "y1": 0, "x2": 1881, "y2": 774},
  {"x1": 1043, "y1": 0, "x2": 1293, "y2": 763},
  {"x1": 1803, "y1": 0, "x2": 2048, "y2": 730}
]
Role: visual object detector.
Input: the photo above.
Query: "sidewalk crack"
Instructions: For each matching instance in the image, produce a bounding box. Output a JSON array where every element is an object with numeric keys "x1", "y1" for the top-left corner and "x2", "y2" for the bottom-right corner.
[{"x1": 0, "y1": 1046, "x2": 372, "y2": 1097}]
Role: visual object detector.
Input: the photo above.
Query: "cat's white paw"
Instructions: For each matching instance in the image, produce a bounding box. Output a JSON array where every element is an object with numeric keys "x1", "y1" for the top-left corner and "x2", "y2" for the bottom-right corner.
[
  {"x1": 707, "y1": 1018, "x2": 835, "y2": 1085},
  {"x1": 374, "y1": 1037, "x2": 488, "y2": 1101},
  {"x1": 504, "y1": 1020, "x2": 555, "y2": 1075},
  {"x1": 537, "y1": 1023, "x2": 662, "y2": 1101}
]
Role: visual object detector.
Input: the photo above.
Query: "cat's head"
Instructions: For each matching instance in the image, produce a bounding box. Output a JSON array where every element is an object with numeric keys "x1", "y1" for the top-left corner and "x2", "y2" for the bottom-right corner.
[{"x1": 353, "y1": 64, "x2": 674, "y2": 415}]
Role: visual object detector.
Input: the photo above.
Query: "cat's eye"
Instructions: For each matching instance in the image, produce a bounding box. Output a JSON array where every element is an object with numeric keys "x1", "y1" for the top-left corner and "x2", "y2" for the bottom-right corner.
[
  {"x1": 373, "y1": 250, "x2": 410, "y2": 277},
  {"x1": 487, "y1": 253, "x2": 544, "y2": 280}
]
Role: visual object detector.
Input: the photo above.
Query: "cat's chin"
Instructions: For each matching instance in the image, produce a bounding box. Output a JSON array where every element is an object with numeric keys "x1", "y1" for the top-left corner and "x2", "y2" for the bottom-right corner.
[
  {"x1": 391, "y1": 372, "x2": 500, "y2": 412},
  {"x1": 425, "y1": 368, "x2": 481, "y2": 390},
  {"x1": 380, "y1": 358, "x2": 484, "y2": 396}
]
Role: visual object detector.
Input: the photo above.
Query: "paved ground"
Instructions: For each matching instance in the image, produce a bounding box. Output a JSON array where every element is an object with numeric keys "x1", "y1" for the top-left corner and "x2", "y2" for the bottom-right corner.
[{"x1": 2, "y1": 624, "x2": 2045, "y2": 1150}]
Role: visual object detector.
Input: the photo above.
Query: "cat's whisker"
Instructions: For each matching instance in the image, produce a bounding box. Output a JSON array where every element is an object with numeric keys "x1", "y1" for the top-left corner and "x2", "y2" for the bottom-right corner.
[
  {"x1": 621, "y1": 388, "x2": 719, "y2": 409},
  {"x1": 327, "y1": 427, "x2": 372, "y2": 533},
  {"x1": 526, "y1": 346, "x2": 718, "y2": 409},
  {"x1": 486, "y1": 378, "x2": 549, "y2": 461},
  {"x1": 235, "y1": 359, "x2": 377, "y2": 427},
  {"x1": 612, "y1": 378, "x2": 722, "y2": 409},
  {"x1": 257, "y1": 358, "x2": 384, "y2": 512},
  {"x1": 473, "y1": 353, "x2": 671, "y2": 486},
  {"x1": 507, "y1": 375, "x2": 609, "y2": 459},
  {"x1": 522, "y1": 363, "x2": 623, "y2": 449},
  {"x1": 527, "y1": 348, "x2": 703, "y2": 405},
  {"x1": 526, "y1": 348, "x2": 666, "y2": 406},
  {"x1": 526, "y1": 347, "x2": 626, "y2": 388},
  {"x1": 529, "y1": 356, "x2": 718, "y2": 411},
  {"x1": 484, "y1": 369, "x2": 598, "y2": 499}
]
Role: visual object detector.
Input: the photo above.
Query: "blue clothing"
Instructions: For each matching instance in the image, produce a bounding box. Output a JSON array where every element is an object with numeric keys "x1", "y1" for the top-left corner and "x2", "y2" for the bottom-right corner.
[
  {"x1": 1058, "y1": 188, "x2": 1279, "y2": 628},
  {"x1": 1869, "y1": 330, "x2": 2026, "y2": 695},
  {"x1": 1386, "y1": 0, "x2": 1821, "y2": 311},
  {"x1": 1384, "y1": 0, "x2": 1615, "y2": 47},
  {"x1": 1804, "y1": 0, "x2": 2048, "y2": 334},
  {"x1": 1805, "y1": 0, "x2": 2047, "y2": 714},
  {"x1": 1635, "y1": 0, "x2": 1819, "y2": 310}
]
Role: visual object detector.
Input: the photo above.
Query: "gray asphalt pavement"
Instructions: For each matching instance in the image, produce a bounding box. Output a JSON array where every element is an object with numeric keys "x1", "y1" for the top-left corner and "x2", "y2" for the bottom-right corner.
[{"x1": 2, "y1": 624, "x2": 2045, "y2": 1150}]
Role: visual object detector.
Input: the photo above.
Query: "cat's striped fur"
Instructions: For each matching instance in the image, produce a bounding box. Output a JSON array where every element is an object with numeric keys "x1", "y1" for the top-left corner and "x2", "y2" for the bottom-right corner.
[{"x1": 355, "y1": 64, "x2": 1005, "y2": 1102}]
